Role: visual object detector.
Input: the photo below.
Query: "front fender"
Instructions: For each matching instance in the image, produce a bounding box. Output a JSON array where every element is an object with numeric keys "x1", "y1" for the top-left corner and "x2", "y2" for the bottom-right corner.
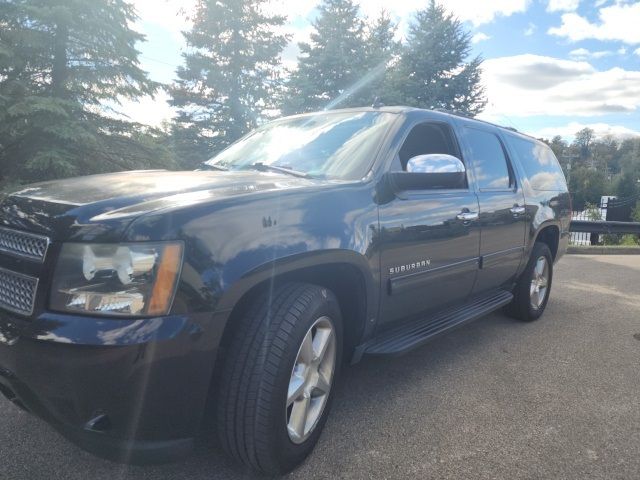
[{"x1": 213, "y1": 249, "x2": 379, "y2": 320}]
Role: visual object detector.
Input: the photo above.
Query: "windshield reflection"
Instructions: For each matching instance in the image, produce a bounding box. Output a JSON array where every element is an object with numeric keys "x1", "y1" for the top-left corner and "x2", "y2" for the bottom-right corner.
[{"x1": 205, "y1": 112, "x2": 396, "y2": 180}]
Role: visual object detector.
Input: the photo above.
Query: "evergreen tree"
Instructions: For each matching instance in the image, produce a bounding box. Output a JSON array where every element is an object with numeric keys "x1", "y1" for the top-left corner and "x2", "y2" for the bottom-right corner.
[
  {"x1": 0, "y1": 0, "x2": 172, "y2": 187},
  {"x1": 283, "y1": 0, "x2": 368, "y2": 114},
  {"x1": 355, "y1": 9, "x2": 400, "y2": 106},
  {"x1": 384, "y1": 0, "x2": 486, "y2": 115},
  {"x1": 365, "y1": 11, "x2": 399, "y2": 71},
  {"x1": 170, "y1": 0, "x2": 289, "y2": 167}
]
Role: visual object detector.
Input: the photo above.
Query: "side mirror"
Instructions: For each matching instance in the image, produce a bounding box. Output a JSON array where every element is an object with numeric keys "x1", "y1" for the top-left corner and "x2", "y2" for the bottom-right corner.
[
  {"x1": 406, "y1": 154, "x2": 465, "y2": 174},
  {"x1": 387, "y1": 154, "x2": 467, "y2": 192}
]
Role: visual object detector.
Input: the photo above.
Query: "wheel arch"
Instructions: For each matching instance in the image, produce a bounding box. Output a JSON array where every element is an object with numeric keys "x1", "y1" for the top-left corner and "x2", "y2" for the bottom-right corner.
[
  {"x1": 533, "y1": 223, "x2": 560, "y2": 260},
  {"x1": 213, "y1": 250, "x2": 377, "y2": 364}
]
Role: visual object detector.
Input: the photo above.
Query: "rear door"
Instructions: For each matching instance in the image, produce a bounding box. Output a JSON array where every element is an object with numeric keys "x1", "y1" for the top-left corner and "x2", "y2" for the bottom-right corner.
[{"x1": 458, "y1": 125, "x2": 526, "y2": 293}]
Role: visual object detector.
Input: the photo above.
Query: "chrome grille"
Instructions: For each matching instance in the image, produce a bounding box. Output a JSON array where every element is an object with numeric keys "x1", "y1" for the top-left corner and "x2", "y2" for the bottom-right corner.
[
  {"x1": 0, "y1": 266, "x2": 38, "y2": 316},
  {"x1": 0, "y1": 226, "x2": 50, "y2": 262}
]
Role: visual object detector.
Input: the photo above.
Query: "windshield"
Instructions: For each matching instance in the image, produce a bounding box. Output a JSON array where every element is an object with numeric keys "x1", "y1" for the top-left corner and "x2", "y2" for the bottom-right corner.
[{"x1": 204, "y1": 111, "x2": 396, "y2": 180}]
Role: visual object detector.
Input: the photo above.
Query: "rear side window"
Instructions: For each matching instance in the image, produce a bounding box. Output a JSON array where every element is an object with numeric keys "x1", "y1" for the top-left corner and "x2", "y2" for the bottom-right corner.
[
  {"x1": 464, "y1": 128, "x2": 512, "y2": 191},
  {"x1": 506, "y1": 136, "x2": 568, "y2": 191}
]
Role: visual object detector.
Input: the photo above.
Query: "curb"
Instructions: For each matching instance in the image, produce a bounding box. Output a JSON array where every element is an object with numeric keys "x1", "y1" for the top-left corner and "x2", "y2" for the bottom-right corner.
[{"x1": 567, "y1": 246, "x2": 640, "y2": 255}]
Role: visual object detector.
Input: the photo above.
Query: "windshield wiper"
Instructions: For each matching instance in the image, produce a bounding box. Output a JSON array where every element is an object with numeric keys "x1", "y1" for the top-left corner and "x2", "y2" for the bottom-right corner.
[
  {"x1": 198, "y1": 162, "x2": 228, "y2": 171},
  {"x1": 245, "y1": 162, "x2": 312, "y2": 179}
]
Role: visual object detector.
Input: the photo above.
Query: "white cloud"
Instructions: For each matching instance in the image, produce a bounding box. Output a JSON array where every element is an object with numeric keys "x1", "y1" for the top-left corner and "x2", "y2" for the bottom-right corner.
[
  {"x1": 569, "y1": 48, "x2": 614, "y2": 59},
  {"x1": 524, "y1": 22, "x2": 537, "y2": 36},
  {"x1": 568, "y1": 48, "x2": 591, "y2": 58},
  {"x1": 472, "y1": 32, "x2": 491, "y2": 44},
  {"x1": 131, "y1": 0, "x2": 194, "y2": 39},
  {"x1": 531, "y1": 122, "x2": 640, "y2": 141},
  {"x1": 262, "y1": 0, "x2": 320, "y2": 19},
  {"x1": 635, "y1": 47, "x2": 640, "y2": 56},
  {"x1": 480, "y1": 54, "x2": 640, "y2": 118},
  {"x1": 547, "y1": 0, "x2": 580, "y2": 12},
  {"x1": 548, "y1": 2, "x2": 640, "y2": 44},
  {"x1": 281, "y1": 25, "x2": 315, "y2": 69},
  {"x1": 434, "y1": 0, "x2": 530, "y2": 26}
]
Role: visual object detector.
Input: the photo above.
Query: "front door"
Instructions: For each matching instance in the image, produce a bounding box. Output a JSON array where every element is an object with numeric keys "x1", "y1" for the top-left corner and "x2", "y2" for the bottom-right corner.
[
  {"x1": 458, "y1": 124, "x2": 526, "y2": 293},
  {"x1": 377, "y1": 121, "x2": 481, "y2": 326}
]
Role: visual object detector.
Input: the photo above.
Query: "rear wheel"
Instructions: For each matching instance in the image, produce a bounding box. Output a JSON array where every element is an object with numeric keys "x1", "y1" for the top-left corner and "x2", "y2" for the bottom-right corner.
[
  {"x1": 506, "y1": 242, "x2": 553, "y2": 321},
  {"x1": 216, "y1": 282, "x2": 342, "y2": 474}
]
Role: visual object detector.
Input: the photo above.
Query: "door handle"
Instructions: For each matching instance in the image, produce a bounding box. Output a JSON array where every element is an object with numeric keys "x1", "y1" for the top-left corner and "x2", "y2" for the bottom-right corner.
[
  {"x1": 456, "y1": 211, "x2": 479, "y2": 222},
  {"x1": 510, "y1": 205, "x2": 526, "y2": 216}
]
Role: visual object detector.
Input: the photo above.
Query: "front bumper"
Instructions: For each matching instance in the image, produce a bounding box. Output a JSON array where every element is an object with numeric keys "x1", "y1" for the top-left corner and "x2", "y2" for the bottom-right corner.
[{"x1": 0, "y1": 309, "x2": 222, "y2": 464}]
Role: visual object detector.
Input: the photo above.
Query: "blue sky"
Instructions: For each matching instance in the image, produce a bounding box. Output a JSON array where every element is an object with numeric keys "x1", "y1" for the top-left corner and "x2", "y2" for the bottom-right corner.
[{"x1": 126, "y1": 0, "x2": 640, "y2": 141}]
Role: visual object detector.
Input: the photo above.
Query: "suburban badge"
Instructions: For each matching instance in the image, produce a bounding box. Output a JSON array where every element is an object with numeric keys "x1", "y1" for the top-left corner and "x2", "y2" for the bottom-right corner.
[{"x1": 389, "y1": 259, "x2": 431, "y2": 275}]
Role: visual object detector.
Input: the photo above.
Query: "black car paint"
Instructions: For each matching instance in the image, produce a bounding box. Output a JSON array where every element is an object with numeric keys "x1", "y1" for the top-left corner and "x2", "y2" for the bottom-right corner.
[{"x1": 0, "y1": 108, "x2": 570, "y2": 463}]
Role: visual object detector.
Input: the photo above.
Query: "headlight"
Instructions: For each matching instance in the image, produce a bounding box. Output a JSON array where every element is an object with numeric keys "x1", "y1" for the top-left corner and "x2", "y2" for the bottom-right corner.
[{"x1": 50, "y1": 242, "x2": 184, "y2": 317}]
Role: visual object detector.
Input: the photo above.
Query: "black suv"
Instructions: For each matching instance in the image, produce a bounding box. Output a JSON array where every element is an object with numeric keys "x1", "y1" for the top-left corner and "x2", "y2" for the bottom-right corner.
[{"x1": 0, "y1": 107, "x2": 570, "y2": 474}]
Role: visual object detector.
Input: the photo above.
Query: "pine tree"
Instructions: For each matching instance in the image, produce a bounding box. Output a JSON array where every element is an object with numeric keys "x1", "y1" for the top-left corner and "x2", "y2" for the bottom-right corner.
[
  {"x1": 283, "y1": 0, "x2": 368, "y2": 114},
  {"x1": 384, "y1": 0, "x2": 486, "y2": 115},
  {"x1": 170, "y1": 0, "x2": 289, "y2": 167},
  {"x1": 0, "y1": 0, "x2": 173, "y2": 187},
  {"x1": 353, "y1": 9, "x2": 400, "y2": 107}
]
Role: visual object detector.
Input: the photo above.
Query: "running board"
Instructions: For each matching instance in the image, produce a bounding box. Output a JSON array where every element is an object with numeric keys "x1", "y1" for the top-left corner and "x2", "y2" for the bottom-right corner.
[{"x1": 358, "y1": 289, "x2": 513, "y2": 359}]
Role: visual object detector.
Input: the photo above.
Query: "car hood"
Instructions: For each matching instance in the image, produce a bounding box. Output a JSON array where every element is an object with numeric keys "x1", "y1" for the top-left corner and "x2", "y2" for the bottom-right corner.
[{"x1": 0, "y1": 170, "x2": 322, "y2": 242}]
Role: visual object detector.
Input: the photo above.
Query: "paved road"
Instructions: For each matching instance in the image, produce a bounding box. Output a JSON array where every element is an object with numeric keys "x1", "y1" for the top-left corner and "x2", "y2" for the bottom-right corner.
[{"x1": 1, "y1": 255, "x2": 639, "y2": 479}]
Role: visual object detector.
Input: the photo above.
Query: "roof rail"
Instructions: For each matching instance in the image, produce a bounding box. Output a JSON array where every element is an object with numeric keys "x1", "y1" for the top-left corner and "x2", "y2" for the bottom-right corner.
[
  {"x1": 433, "y1": 108, "x2": 472, "y2": 119},
  {"x1": 433, "y1": 108, "x2": 520, "y2": 133}
]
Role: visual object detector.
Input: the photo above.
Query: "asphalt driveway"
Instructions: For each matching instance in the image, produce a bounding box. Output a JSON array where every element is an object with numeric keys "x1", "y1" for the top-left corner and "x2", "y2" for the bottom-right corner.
[{"x1": 1, "y1": 254, "x2": 639, "y2": 479}]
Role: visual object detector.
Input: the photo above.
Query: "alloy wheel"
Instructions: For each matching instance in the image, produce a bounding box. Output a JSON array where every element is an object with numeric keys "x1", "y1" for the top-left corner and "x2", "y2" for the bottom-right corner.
[
  {"x1": 530, "y1": 256, "x2": 549, "y2": 310},
  {"x1": 286, "y1": 316, "x2": 336, "y2": 444}
]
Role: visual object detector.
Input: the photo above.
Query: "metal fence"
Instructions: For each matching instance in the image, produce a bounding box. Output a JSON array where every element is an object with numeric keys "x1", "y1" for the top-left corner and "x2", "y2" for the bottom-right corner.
[
  {"x1": 569, "y1": 222, "x2": 640, "y2": 246},
  {"x1": 566, "y1": 193, "x2": 640, "y2": 246},
  {"x1": 570, "y1": 206, "x2": 605, "y2": 246}
]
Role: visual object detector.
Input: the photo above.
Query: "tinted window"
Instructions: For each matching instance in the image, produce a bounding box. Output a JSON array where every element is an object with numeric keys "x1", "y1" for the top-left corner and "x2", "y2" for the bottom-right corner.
[
  {"x1": 465, "y1": 128, "x2": 512, "y2": 190},
  {"x1": 506, "y1": 135, "x2": 568, "y2": 191}
]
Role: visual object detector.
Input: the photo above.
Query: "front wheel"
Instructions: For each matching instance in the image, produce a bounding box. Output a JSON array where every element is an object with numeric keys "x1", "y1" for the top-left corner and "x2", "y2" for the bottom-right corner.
[
  {"x1": 216, "y1": 282, "x2": 342, "y2": 475},
  {"x1": 506, "y1": 242, "x2": 554, "y2": 321}
]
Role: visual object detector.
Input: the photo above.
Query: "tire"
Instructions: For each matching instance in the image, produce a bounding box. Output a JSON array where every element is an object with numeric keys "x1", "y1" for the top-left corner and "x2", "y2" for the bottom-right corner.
[
  {"x1": 506, "y1": 242, "x2": 554, "y2": 322},
  {"x1": 216, "y1": 282, "x2": 343, "y2": 475}
]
